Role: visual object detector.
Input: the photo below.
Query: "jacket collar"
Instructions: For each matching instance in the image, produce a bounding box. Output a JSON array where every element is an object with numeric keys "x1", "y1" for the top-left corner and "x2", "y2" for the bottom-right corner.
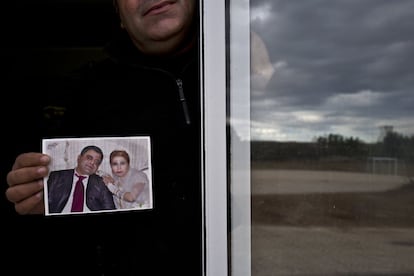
[{"x1": 104, "y1": 29, "x2": 198, "y2": 74}]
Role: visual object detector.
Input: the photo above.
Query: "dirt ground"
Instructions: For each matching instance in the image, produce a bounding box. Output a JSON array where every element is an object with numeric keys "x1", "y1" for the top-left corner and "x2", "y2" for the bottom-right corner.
[
  {"x1": 250, "y1": 168, "x2": 414, "y2": 275},
  {"x1": 252, "y1": 179, "x2": 414, "y2": 228}
]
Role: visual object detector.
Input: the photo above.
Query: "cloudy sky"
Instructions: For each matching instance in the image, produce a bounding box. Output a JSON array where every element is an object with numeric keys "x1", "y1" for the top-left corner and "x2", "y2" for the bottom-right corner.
[{"x1": 245, "y1": 0, "x2": 414, "y2": 142}]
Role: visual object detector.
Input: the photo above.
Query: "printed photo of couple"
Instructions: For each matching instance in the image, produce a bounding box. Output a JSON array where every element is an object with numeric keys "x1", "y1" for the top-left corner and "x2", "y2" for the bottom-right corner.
[{"x1": 43, "y1": 136, "x2": 153, "y2": 216}]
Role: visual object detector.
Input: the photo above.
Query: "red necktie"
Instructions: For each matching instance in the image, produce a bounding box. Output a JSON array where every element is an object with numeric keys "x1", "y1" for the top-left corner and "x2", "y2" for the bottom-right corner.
[{"x1": 71, "y1": 174, "x2": 86, "y2": 212}]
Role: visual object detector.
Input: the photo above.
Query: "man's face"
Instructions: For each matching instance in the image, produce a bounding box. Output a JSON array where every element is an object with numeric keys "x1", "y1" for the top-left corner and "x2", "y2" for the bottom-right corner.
[
  {"x1": 77, "y1": 150, "x2": 103, "y2": 175},
  {"x1": 116, "y1": 0, "x2": 196, "y2": 54}
]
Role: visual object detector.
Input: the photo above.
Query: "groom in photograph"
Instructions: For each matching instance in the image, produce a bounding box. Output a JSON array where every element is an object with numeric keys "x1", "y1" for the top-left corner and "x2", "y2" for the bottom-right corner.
[{"x1": 47, "y1": 145, "x2": 115, "y2": 214}]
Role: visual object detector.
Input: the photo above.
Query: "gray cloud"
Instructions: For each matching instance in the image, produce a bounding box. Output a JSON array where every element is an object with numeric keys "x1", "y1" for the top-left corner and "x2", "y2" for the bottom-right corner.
[{"x1": 249, "y1": 0, "x2": 414, "y2": 141}]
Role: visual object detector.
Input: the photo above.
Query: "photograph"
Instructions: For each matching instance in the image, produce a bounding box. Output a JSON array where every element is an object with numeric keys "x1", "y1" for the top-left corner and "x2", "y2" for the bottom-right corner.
[{"x1": 43, "y1": 136, "x2": 153, "y2": 216}]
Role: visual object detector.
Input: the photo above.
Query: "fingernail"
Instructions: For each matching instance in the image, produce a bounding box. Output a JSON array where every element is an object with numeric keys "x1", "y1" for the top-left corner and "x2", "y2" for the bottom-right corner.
[
  {"x1": 36, "y1": 191, "x2": 44, "y2": 199},
  {"x1": 40, "y1": 155, "x2": 50, "y2": 163},
  {"x1": 37, "y1": 166, "x2": 47, "y2": 174},
  {"x1": 38, "y1": 179, "x2": 45, "y2": 187}
]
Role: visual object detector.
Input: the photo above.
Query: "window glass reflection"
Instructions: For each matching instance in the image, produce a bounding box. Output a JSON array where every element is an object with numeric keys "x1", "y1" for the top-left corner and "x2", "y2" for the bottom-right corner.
[{"x1": 249, "y1": 0, "x2": 414, "y2": 275}]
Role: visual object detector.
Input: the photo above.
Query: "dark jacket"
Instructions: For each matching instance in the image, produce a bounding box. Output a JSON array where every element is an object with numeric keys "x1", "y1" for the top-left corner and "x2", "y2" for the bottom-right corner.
[
  {"x1": 5, "y1": 26, "x2": 202, "y2": 276},
  {"x1": 47, "y1": 169, "x2": 115, "y2": 213}
]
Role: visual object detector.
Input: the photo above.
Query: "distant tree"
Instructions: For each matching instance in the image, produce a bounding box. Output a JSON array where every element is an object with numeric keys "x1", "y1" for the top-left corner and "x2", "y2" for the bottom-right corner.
[
  {"x1": 316, "y1": 133, "x2": 367, "y2": 157},
  {"x1": 381, "y1": 131, "x2": 414, "y2": 161}
]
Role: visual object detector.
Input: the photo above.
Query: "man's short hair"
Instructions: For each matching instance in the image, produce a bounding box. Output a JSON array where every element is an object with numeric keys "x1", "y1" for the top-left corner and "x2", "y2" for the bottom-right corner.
[{"x1": 80, "y1": 145, "x2": 104, "y2": 164}]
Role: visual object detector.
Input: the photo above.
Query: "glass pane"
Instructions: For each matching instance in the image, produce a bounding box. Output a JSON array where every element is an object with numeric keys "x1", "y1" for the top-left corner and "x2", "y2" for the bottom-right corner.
[
  {"x1": 247, "y1": 0, "x2": 414, "y2": 275},
  {"x1": 228, "y1": 0, "x2": 252, "y2": 275},
  {"x1": 229, "y1": 0, "x2": 414, "y2": 275}
]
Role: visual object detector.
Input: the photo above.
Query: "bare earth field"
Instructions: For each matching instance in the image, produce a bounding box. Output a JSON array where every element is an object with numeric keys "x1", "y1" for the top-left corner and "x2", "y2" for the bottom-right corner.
[
  {"x1": 250, "y1": 169, "x2": 414, "y2": 275},
  {"x1": 251, "y1": 169, "x2": 414, "y2": 227}
]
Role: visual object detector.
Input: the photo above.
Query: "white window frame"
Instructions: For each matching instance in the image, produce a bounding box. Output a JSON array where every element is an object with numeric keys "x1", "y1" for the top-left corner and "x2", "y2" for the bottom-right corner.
[
  {"x1": 201, "y1": 1, "x2": 228, "y2": 276},
  {"x1": 202, "y1": 1, "x2": 251, "y2": 276}
]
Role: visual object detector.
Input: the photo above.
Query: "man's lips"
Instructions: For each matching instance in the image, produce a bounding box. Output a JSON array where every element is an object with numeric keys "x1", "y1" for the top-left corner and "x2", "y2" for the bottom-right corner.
[{"x1": 143, "y1": 1, "x2": 175, "y2": 16}]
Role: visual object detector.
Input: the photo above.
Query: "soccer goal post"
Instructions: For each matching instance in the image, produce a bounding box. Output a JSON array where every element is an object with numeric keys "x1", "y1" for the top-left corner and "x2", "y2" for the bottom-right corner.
[{"x1": 369, "y1": 157, "x2": 399, "y2": 175}]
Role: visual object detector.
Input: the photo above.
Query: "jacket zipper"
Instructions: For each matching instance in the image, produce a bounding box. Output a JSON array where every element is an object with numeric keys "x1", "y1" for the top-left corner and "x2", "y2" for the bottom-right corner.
[
  {"x1": 126, "y1": 60, "x2": 194, "y2": 126},
  {"x1": 176, "y1": 78, "x2": 191, "y2": 125}
]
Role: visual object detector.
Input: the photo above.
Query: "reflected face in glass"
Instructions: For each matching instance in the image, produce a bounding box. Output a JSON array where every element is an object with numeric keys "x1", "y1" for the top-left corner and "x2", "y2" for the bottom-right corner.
[
  {"x1": 77, "y1": 150, "x2": 103, "y2": 175},
  {"x1": 110, "y1": 156, "x2": 130, "y2": 178},
  {"x1": 116, "y1": 0, "x2": 196, "y2": 54}
]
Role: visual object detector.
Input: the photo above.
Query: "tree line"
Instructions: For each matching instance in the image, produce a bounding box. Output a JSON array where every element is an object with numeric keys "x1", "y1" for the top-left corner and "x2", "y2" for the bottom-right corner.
[{"x1": 251, "y1": 131, "x2": 414, "y2": 162}]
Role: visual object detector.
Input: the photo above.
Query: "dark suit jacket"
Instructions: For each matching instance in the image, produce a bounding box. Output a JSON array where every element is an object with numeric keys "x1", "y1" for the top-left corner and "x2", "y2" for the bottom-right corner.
[{"x1": 47, "y1": 169, "x2": 115, "y2": 213}]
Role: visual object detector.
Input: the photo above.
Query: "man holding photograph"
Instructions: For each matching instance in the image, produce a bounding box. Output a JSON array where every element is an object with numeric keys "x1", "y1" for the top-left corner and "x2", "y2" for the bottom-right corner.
[{"x1": 4, "y1": 0, "x2": 202, "y2": 275}]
